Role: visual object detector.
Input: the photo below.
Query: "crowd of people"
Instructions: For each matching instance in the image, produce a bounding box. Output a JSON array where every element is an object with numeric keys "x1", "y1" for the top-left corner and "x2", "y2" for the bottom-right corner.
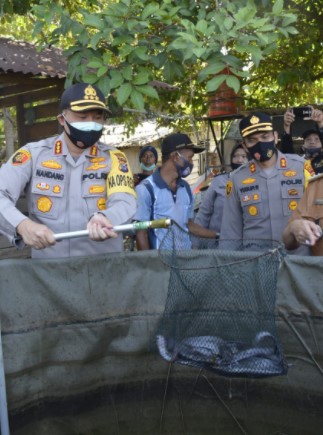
[{"x1": 0, "y1": 81, "x2": 322, "y2": 258}]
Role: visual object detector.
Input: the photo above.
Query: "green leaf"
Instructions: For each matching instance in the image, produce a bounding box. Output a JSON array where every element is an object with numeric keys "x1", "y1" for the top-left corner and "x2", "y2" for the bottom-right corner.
[
  {"x1": 200, "y1": 63, "x2": 227, "y2": 77},
  {"x1": 193, "y1": 47, "x2": 206, "y2": 58},
  {"x1": 133, "y1": 71, "x2": 150, "y2": 85},
  {"x1": 284, "y1": 26, "x2": 298, "y2": 35},
  {"x1": 82, "y1": 13, "x2": 104, "y2": 31},
  {"x1": 141, "y1": 3, "x2": 159, "y2": 20},
  {"x1": 90, "y1": 33, "x2": 102, "y2": 49},
  {"x1": 110, "y1": 71, "x2": 124, "y2": 89},
  {"x1": 87, "y1": 60, "x2": 103, "y2": 69},
  {"x1": 130, "y1": 89, "x2": 145, "y2": 110},
  {"x1": 117, "y1": 83, "x2": 133, "y2": 105},
  {"x1": 96, "y1": 76, "x2": 111, "y2": 96},
  {"x1": 196, "y1": 19, "x2": 208, "y2": 34},
  {"x1": 225, "y1": 75, "x2": 241, "y2": 94},
  {"x1": 234, "y1": 6, "x2": 256, "y2": 26},
  {"x1": 81, "y1": 73, "x2": 98, "y2": 84},
  {"x1": 97, "y1": 66, "x2": 109, "y2": 77},
  {"x1": 282, "y1": 14, "x2": 297, "y2": 27},
  {"x1": 122, "y1": 65, "x2": 133, "y2": 81},
  {"x1": 206, "y1": 75, "x2": 226, "y2": 93},
  {"x1": 273, "y1": 0, "x2": 284, "y2": 15},
  {"x1": 223, "y1": 17, "x2": 233, "y2": 31},
  {"x1": 137, "y1": 85, "x2": 159, "y2": 100},
  {"x1": 133, "y1": 46, "x2": 150, "y2": 61}
]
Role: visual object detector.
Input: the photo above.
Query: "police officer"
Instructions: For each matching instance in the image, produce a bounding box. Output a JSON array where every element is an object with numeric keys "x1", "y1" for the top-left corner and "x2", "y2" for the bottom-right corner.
[
  {"x1": 194, "y1": 143, "x2": 249, "y2": 237},
  {"x1": 0, "y1": 83, "x2": 137, "y2": 258},
  {"x1": 220, "y1": 112, "x2": 311, "y2": 249}
]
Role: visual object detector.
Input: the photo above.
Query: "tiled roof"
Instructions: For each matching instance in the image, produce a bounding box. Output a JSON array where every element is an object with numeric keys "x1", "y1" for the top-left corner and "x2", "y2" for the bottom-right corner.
[
  {"x1": 0, "y1": 38, "x2": 177, "y2": 90},
  {"x1": 0, "y1": 37, "x2": 67, "y2": 78}
]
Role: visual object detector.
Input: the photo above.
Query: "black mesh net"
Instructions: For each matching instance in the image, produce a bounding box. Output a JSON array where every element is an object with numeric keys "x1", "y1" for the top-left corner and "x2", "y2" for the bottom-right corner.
[{"x1": 156, "y1": 222, "x2": 288, "y2": 378}]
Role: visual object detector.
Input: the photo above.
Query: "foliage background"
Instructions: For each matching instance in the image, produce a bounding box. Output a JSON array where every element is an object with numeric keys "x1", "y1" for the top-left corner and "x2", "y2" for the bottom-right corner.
[{"x1": 0, "y1": 0, "x2": 322, "y2": 131}]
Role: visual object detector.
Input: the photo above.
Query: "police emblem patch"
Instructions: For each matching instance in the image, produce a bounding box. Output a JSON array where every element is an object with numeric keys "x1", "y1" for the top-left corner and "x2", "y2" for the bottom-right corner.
[
  {"x1": 250, "y1": 115, "x2": 260, "y2": 125},
  {"x1": 226, "y1": 180, "x2": 233, "y2": 197},
  {"x1": 248, "y1": 205, "x2": 258, "y2": 216},
  {"x1": 37, "y1": 196, "x2": 53, "y2": 213},
  {"x1": 12, "y1": 149, "x2": 31, "y2": 165},
  {"x1": 288, "y1": 200, "x2": 298, "y2": 211},
  {"x1": 97, "y1": 198, "x2": 106, "y2": 210}
]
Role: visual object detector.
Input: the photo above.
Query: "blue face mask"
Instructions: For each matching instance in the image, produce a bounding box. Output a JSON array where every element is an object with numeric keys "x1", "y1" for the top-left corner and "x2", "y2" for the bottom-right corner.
[
  {"x1": 140, "y1": 162, "x2": 156, "y2": 172},
  {"x1": 175, "y1": 153, "x2": 193, "y2": 178}
]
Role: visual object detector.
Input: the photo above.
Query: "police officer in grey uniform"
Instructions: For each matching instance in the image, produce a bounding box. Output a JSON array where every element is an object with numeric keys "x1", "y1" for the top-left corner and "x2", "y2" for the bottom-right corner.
[
  {"x1": 194, "y1": 144, "x2": 249, "y2": 237},
  {"x1": 0, "y1": 83, "x2": 137, "y2": 258},
  {"x1": 220, "y1": 112, "x2": 311, "y2": 248}
]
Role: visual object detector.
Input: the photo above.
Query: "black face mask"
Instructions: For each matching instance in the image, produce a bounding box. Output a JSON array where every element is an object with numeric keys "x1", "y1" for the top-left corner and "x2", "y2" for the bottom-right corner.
[
  {"x1": 311, "y1": 152, "x2": 323, "y2": 174},
  {"x1": 231, "y1": 163, "x2": 242, "y2": 171},
  {"x1": 303, "y1": 147, "x2": 322, "y2": 160},
  {"x1": 64, "y1": 119, "x2": 103, "y2": 149},
  {"x1": 247, "y1": 140, "x2": 276, "y2": 162}
]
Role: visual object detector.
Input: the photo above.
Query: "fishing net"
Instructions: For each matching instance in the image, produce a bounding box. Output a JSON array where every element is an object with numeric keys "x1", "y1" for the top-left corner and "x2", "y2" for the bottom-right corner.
[{"x1": 156, "y1": 222, "x2": 288, "y2": 378}]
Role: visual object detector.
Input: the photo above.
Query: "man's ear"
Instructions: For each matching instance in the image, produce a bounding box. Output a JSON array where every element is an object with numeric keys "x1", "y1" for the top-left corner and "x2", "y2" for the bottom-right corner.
[
  {"x1": 242, "y1": 142, "x2": 248, "y2": 153},
  {"x1": 57, "y1": 114, "x2": 64, "y2": 127}
]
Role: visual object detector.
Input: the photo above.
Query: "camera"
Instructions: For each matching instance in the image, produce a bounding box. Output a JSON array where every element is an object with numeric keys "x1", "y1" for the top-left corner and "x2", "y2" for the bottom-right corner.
[{"x1": 292, "y1": 106, "x2": 312, "y2": 118}]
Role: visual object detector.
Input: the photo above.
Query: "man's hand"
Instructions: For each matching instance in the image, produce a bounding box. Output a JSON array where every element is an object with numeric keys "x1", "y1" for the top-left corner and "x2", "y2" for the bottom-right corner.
[
  {"x1": 87, "y1": 213, "x2": 118, "y2": 241},
  {"x1": 285, "y1": 219, "x2": 322, "y2": 247},
  {"x1": 17, "y1": 219, "x2": 56, "y2": 250},
  {"x1": 310, "y1": 107, "x2": 323, "y2": 128},
  {"x1": 283, "y1": 109, "x2": 295, "y2": 134}
]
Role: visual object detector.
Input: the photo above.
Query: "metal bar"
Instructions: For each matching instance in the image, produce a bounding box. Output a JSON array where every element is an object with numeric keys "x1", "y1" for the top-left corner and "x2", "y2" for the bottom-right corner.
[
  {"x1": 0, "y1": 320, "x2": 10, "y2": 435},
  {"x1": 54, "y1": 218, "x2": 172, "y2": 241}
]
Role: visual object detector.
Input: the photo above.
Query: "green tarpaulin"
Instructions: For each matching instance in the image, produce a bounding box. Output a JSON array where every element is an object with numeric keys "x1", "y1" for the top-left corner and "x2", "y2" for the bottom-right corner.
[{"x1": 0, "y1": 250, "x2": 322, "y2": 434}]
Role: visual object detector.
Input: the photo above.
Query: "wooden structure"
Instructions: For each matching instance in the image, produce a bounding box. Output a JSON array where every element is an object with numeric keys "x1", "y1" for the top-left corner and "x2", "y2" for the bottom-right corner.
[{"x1": 0, "y1": 38, "x2": 67, "y2": 158}]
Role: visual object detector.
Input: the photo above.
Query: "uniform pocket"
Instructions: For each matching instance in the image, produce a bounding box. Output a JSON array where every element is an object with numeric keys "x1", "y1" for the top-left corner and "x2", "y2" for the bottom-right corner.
[
  {"x1": 281, "y1": 184, "x2": 302, "y2": 216},
  {"x1": 82, "y1": 180, "x2": 107, "y2": 216},
  {"x1": 30, "y1": 178, "x2": 65, "y2": 220},
  {"x1": 240, "y1": 192, "x2": 264, "y2": 219}
]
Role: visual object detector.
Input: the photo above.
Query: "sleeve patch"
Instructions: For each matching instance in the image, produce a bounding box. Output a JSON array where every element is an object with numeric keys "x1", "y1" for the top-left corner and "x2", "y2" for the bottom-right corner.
[
  {"x1": 107, "y1": 150, "x2": 136, "y2": 198},
  {"x1": 12, "y1": 149, "x2": 31, "y2": 165}
]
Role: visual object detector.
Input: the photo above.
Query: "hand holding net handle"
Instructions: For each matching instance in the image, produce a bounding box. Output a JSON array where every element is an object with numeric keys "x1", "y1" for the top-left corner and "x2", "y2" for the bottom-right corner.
[{"x1": 54, "y1": 218, "x2": 172, "y2": 241}]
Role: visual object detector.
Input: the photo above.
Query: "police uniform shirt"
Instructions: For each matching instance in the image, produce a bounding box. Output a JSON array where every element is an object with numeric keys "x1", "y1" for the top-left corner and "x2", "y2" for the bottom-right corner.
[
  {"x1": 220, "y1": 151, "x2": 308, "y2": 243},
  {"x1": 194, "y1": 172, "x2": 229, "y2": 235},
  {"x1": 0, "y1": 134, "x2": 137, "y2": 258},
  {"x1": 134, "y1": 168, "x2": 194, "y2": 249}
]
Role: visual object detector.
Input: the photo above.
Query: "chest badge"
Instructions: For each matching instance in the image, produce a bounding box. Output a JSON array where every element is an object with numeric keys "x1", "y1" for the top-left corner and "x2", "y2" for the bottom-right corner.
[
  {"x1": 248, "y1": 205, "x2": 258, "y2": 216},
  {"x1": 37, "y1": 196, "x2": 53, "y2": 213}
]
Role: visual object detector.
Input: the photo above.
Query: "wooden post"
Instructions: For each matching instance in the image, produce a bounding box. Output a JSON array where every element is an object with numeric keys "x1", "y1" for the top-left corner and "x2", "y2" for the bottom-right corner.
[{"x1": 3, "y1": 108, "x2": 15, "y2": 160}]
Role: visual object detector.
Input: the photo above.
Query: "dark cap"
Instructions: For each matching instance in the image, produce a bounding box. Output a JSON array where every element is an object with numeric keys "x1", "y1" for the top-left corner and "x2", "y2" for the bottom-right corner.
[
  {"x1": 139, "y1": 145, "x2": 158, "y2": 163},
  {"x1": 239, "y1": 112, "x2": 273, "y2": 138},
  {"x1": 161, "y1": 133, "x2": 205, "y2": 156},
  {"x1": 60, "y1": 83, "x2": 110, "y2": 113},
  {"x1": 302, "y1": 129, "x2": 322, "y2": 142}
]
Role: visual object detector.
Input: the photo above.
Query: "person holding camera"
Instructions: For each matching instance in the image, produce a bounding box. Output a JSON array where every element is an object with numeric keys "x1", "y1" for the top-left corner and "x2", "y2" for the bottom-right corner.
[{"x1": 280, "y1": 106, "x2": 323, "y2": 162}]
